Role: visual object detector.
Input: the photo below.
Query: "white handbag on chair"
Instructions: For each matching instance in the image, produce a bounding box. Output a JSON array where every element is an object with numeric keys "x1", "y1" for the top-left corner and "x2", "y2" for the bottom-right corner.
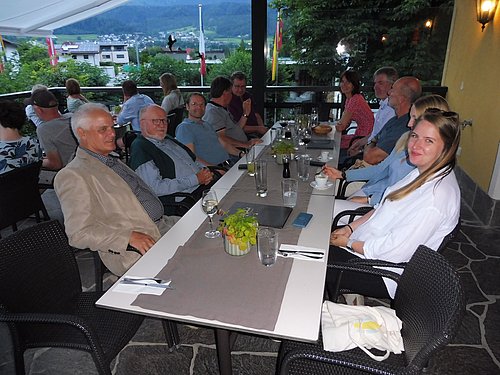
[{"x1": 321, "y1": 301, "x2": 404, "y2": 361}]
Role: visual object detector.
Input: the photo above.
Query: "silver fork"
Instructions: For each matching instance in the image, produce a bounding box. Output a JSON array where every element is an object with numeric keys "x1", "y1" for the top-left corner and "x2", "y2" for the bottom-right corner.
[{"x1": 278, "y1": 251, "x2": 323, "y2": 259}]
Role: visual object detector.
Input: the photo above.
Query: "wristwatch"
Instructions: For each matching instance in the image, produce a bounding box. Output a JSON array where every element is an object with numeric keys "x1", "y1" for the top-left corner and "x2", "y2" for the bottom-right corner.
[{"x1": 346, "y1": 238, "x2": 355, "y2": 251}]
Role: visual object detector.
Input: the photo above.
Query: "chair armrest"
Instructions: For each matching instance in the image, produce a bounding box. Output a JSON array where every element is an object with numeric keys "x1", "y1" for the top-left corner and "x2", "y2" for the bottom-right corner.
[
  {"x1": 331, "y1": 207, "x2": 373, "y2": 229},
  {"x1": 0, "y1": 311, "x2": 103, "y2": 352},
  {"x1": 347, "y1": 257, "x2": 407, "y2": 269},
  {"x1": 327, "y1": 262, "x2": 401, "y2": 282}
]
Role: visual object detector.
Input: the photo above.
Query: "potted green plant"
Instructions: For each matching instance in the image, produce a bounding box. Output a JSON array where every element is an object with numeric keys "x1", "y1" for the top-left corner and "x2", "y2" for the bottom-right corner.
[
  {"x1": 271, "y1": 140, "x2": 296, "y2": 164},
  {"x1": 218, "y1": 208, "x2": 258, "y2": 256}
]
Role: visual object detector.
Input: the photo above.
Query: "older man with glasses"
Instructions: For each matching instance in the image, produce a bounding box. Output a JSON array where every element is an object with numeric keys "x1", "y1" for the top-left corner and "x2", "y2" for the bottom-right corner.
[
  {"x1": 346, "y1": 67, "x2": 398, "y2": 157},
  {"x1": 129, "y1": 104, "x2": 215, "y2": 213}
]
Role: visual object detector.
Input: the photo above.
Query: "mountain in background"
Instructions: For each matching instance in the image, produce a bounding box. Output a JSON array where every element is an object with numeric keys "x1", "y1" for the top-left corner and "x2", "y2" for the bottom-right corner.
[{"x1": 55, "y1": 0, "x2": 277, "y2": 38}]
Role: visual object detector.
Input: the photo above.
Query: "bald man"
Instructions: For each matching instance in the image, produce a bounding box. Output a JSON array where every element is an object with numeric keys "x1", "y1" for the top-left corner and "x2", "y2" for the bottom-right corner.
[{"x1": 363, "y1": 76, "x2": 422, "y2": 165}]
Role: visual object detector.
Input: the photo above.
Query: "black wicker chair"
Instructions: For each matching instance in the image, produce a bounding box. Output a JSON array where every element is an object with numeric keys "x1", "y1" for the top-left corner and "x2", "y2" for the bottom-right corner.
[
  {"x1": 0, "y1": 220, "x2": 146, "y2": 375},
  {"x1": 277, "y1": 245, "x2": 466, "y2": 375},
  {"x1": 0, "y1": 161, "x2": 50, "y2": 235},
  {"x1": 328, "y1": 218, "x2": 461, "y2": 301}
]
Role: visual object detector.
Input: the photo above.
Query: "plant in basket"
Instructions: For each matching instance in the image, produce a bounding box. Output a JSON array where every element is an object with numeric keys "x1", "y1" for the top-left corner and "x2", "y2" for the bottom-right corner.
[{"x1": 218, "y1": 208, "x2": 258, "y2": 256}]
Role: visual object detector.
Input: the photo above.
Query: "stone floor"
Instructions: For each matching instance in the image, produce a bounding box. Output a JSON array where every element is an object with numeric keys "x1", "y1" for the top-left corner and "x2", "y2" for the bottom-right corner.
[{"x1": 1, "y1": 191, "x2": 499, "y2": 374}]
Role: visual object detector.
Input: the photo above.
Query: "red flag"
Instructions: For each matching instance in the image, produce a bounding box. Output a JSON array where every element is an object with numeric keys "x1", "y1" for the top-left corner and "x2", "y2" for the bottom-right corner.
[
  {"x1": 46, "y1": 37, "x2": 58, "y2": 66},
  {"x1": 277, "y1": 17, "x2": 283, "y2": 52},
  {"x1": 0, "y1": 35, "x2": 6, "y2": 73}
]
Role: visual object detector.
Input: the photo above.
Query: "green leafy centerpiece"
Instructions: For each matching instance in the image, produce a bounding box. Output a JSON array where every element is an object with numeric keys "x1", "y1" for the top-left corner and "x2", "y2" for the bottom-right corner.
[
  {"x1": 271, "y1": 140, "x2": 296, "y2": 164},
  {"x1": 218, "y1": 208, "x2": 258, "y2": 256}
]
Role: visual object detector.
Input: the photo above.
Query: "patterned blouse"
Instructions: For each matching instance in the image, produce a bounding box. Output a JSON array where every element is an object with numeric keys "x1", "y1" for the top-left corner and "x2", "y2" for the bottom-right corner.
[{"x1": 0, "y1": 136, "x2": 43, "y2": 174}]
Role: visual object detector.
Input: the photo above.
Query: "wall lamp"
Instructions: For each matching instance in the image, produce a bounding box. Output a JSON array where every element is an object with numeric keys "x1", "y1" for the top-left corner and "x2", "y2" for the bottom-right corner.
[{"x1": 477, "y1": 0, "x2": 498, "y2": 31}]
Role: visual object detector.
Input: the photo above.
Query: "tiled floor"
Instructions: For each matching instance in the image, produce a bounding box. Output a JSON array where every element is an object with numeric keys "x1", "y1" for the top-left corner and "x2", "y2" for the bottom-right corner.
[{"x1": 1, "y1": 191, "x2": 499, "y2": 374}]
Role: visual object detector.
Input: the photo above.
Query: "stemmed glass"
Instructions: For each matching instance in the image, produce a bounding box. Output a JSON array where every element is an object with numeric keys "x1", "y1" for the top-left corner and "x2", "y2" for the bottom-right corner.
[
  {"x1": 201, "y1": 189, "x2": 221, "y2": 238},
  {"x1": 301, "y1": 127, "x2": 312, "y2": 149}
]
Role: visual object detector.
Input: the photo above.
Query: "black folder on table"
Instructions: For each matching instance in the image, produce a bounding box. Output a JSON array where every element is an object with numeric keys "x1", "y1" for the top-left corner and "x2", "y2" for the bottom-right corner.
[
  {"x1": 308, "y1": 139, "x2": 335, "y2": 149},
  {"x1": 227, "y1": 202, "x2": 293, "y2": 229}
]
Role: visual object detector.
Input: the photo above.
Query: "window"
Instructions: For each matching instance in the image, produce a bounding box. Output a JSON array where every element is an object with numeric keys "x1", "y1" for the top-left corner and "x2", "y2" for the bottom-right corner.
[
  {"x1": 103, "y1": 54, "x2": 111, "y2": 59},
  {"x1": 83, "y1": 55, "x2": 89, "y2": 59},
  {"x1": 117, "y1": 54, "x2": 125, "y2": 59}
]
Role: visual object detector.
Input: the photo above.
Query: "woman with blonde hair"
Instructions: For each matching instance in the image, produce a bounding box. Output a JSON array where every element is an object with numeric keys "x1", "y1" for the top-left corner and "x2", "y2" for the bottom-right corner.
[
  {"x1": 324, "y1": 95, "x2": 450, "y2": 218},
  {"x1": 326, "y1": 108, "x2": 461, "y2": 299},
  {"x1": 159, "y1": 73, "x2": 185, "y2": 136},
  {"x1": 65, "y1": 78, "x2": 88, "y2": 113}
]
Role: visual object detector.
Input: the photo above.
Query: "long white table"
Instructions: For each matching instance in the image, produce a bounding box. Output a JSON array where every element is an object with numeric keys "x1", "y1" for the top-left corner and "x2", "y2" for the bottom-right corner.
[{"x1": 96, "y1": 127, "x2": 341, "y2": 374}]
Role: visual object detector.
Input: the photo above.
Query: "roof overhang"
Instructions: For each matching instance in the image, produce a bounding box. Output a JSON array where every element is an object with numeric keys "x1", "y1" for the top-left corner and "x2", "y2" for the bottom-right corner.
[{"x1": 0, "y1": 0, "x2": 130, "y2": 37}]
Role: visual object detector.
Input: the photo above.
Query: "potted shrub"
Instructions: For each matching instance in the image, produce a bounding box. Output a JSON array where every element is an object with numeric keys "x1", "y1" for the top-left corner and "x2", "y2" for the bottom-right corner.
[
  {"x1": 218, "y1": 208, "x2": 258, "y2": 256},
  {"x1": 271, "y1": 140, "x2": 296, "y2": 164}
]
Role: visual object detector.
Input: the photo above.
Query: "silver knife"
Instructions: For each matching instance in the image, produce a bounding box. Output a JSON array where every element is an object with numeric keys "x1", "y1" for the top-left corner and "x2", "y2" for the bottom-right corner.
[
  {"x1": 279, "y1": 249, "x2": 324, "y2": 255},
  {"x1": 120, "y1": 279, "x2": 172, "y2": 289}
]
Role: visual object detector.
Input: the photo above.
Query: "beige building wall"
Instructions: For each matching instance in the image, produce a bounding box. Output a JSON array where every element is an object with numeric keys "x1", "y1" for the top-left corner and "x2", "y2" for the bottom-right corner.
[{"x1": 442, "y1": 1, "x2": 500, "y2": 193}]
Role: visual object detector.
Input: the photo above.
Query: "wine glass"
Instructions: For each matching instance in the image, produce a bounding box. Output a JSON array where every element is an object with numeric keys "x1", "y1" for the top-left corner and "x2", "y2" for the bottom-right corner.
[
  {"x1": 201, "y1": 190, "x2": 221, "y2": 238},
  {"x1": 301, "y1": 127, "x2": 312, "y2": 151}
]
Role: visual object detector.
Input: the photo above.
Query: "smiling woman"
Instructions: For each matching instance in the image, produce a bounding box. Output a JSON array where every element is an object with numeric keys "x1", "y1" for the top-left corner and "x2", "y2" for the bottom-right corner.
[{"x1": 326, "y1": 108, "x2": 461, "y2": 299}]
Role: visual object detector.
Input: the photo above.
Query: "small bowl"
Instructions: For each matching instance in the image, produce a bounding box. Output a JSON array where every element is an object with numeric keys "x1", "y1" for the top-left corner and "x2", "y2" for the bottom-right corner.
[{"x1": 312, "y1": 125, "x2": 332, "y2": 135}]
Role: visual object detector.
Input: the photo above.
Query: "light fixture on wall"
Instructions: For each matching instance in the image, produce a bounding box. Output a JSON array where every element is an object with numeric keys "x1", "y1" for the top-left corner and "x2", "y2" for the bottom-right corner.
[{"x1": 477, "y1": 0, "x2": 498, "y2": 31}]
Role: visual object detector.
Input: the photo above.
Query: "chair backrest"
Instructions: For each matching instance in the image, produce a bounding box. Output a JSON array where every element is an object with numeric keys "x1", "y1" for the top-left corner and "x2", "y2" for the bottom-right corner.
[
  {"x1": 167, "y1": 106, "x2": 185, "y2": 137},
  {"x1": 437, "y1": 218, "x2": 461, "y2": 253},
  {"x1": 394, "y1": 245, "x2": 465, "y2": 370},
  {"x1": 0, "y1": 220, "x2": 82, "y2": 313},
  {"x1": 0, "y1": 161, "x2": 45, "y2": 230}
]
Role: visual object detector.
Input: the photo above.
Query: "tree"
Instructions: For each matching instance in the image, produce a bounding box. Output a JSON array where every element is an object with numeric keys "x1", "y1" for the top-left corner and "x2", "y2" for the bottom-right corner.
[
  {"x1": 128, "y1": 52, "x2": 199, "y2": 87},
  {"x1": 271, "y1": 0, "x2": 453, "y2": 85},
  {"x1": 0, "y1": 43, "x2": 109, "y2": 96}
]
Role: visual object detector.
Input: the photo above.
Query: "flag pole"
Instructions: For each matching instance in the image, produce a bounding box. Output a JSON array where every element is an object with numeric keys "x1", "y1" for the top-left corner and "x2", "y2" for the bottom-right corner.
[{"x1": 198, "y1": 4, "x2": 206, "y2": 87}]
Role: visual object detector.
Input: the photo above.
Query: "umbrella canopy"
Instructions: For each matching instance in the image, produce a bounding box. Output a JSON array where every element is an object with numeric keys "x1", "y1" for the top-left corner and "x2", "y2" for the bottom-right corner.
[{"x1": 0, "y1": 0, "x2": 130, "y2": 37}]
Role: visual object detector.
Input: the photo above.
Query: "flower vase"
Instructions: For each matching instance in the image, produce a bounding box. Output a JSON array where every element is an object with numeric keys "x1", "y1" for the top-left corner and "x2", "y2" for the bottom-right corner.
[{"x1": 223, "y1": 235, "x2": 251, "y2": 256}]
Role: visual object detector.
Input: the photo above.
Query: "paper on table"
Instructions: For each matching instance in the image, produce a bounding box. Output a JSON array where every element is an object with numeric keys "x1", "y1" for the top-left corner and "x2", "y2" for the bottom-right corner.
[{"x1": 279, "y1": 244, "x2": 326, "y2": 262}]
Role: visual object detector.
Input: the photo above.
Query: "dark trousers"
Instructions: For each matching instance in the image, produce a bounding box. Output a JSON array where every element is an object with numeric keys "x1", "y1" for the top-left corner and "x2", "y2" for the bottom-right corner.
[{"x1": 326, "y1": 245, "x2": 390, "y2": 300}]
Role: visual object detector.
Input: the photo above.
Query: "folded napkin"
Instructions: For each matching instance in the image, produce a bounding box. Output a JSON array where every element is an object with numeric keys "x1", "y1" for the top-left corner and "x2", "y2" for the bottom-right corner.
[
  {"x1": 113, "y1": 277, "x2": 172, "y2": 296},
  {"x1": 278, "y1": 244, "x2": 326, "y2": 262}
]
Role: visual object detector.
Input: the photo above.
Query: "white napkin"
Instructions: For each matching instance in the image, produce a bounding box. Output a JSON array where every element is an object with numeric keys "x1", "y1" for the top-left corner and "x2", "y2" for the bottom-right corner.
[
  {"x1": 112, "y1": 277, "x2": 171, "y2": 295},
  {"x1": 279, "y1": 244, "x2": 326, "y2": 262}
]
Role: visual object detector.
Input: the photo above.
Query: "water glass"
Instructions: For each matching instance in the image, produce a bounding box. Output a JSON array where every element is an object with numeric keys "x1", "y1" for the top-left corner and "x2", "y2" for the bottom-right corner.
[
  {"x1": 257, "y1": 227, "x2": 278, "y2": 267},
  {"x1": 255, "y1": 160, "x2": 268, "y2": 197},
  {"x1": 297, "y1": 154, "x2": 311, "y2": 181},
  {"x1": 246, "y1": 147, "x2": 256, "y2": 176},
  {"x1": 282, "y1": 178, "x2": 298, "y2": 208}
]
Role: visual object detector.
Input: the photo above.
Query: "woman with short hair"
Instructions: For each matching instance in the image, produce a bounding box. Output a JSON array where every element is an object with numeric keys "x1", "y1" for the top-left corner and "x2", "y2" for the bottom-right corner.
[{"x1": 0, "y1": 100, "x2": 42, "y2": 174}]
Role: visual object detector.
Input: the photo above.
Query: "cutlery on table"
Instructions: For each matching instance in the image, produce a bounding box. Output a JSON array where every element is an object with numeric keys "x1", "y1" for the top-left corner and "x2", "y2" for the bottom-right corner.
[
  {"x1": 120, "y1": 277, "x2": 172, "y2": 288},
  {"x1": 278, "y1": 250, "x2": 323, "y2": 259}
]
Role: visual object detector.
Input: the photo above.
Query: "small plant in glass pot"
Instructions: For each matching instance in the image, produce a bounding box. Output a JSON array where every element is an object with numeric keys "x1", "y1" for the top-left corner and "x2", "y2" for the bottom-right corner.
[
  {"x1": 218, "y1": 208, "x2": 258, "y2": 256},
  {"x1": 271, "y1": 140, "x2": 296, "y2": 164}
]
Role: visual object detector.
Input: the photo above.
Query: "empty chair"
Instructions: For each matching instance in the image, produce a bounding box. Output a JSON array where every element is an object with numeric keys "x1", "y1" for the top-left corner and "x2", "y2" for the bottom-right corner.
[
  {"x1": 0, "y1": 160, "x2": 49, "y2": 234},
  {"x1": 277, "y1": 245, "x2": 466, "y2": 374}
]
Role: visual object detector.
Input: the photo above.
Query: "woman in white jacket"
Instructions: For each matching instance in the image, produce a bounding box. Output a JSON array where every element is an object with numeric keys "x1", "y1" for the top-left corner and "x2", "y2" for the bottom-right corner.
[{"x1": 327, "y1": 109, "x2": 461, "y2": 299}]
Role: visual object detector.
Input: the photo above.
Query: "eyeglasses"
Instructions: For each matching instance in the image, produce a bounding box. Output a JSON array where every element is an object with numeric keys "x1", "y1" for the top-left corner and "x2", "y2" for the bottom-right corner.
[
  {"x1": 233, "y1": 84, "x2": 246, "y2": 89},
  {"x1": 145, "y1": 118, "x2": 168, "y2": 125}
]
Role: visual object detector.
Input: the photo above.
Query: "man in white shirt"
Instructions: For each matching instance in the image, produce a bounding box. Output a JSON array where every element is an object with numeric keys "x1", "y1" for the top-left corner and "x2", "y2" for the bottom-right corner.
[{"x1": 347, "y1": 67, "x2": 398, "y2": 157}]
